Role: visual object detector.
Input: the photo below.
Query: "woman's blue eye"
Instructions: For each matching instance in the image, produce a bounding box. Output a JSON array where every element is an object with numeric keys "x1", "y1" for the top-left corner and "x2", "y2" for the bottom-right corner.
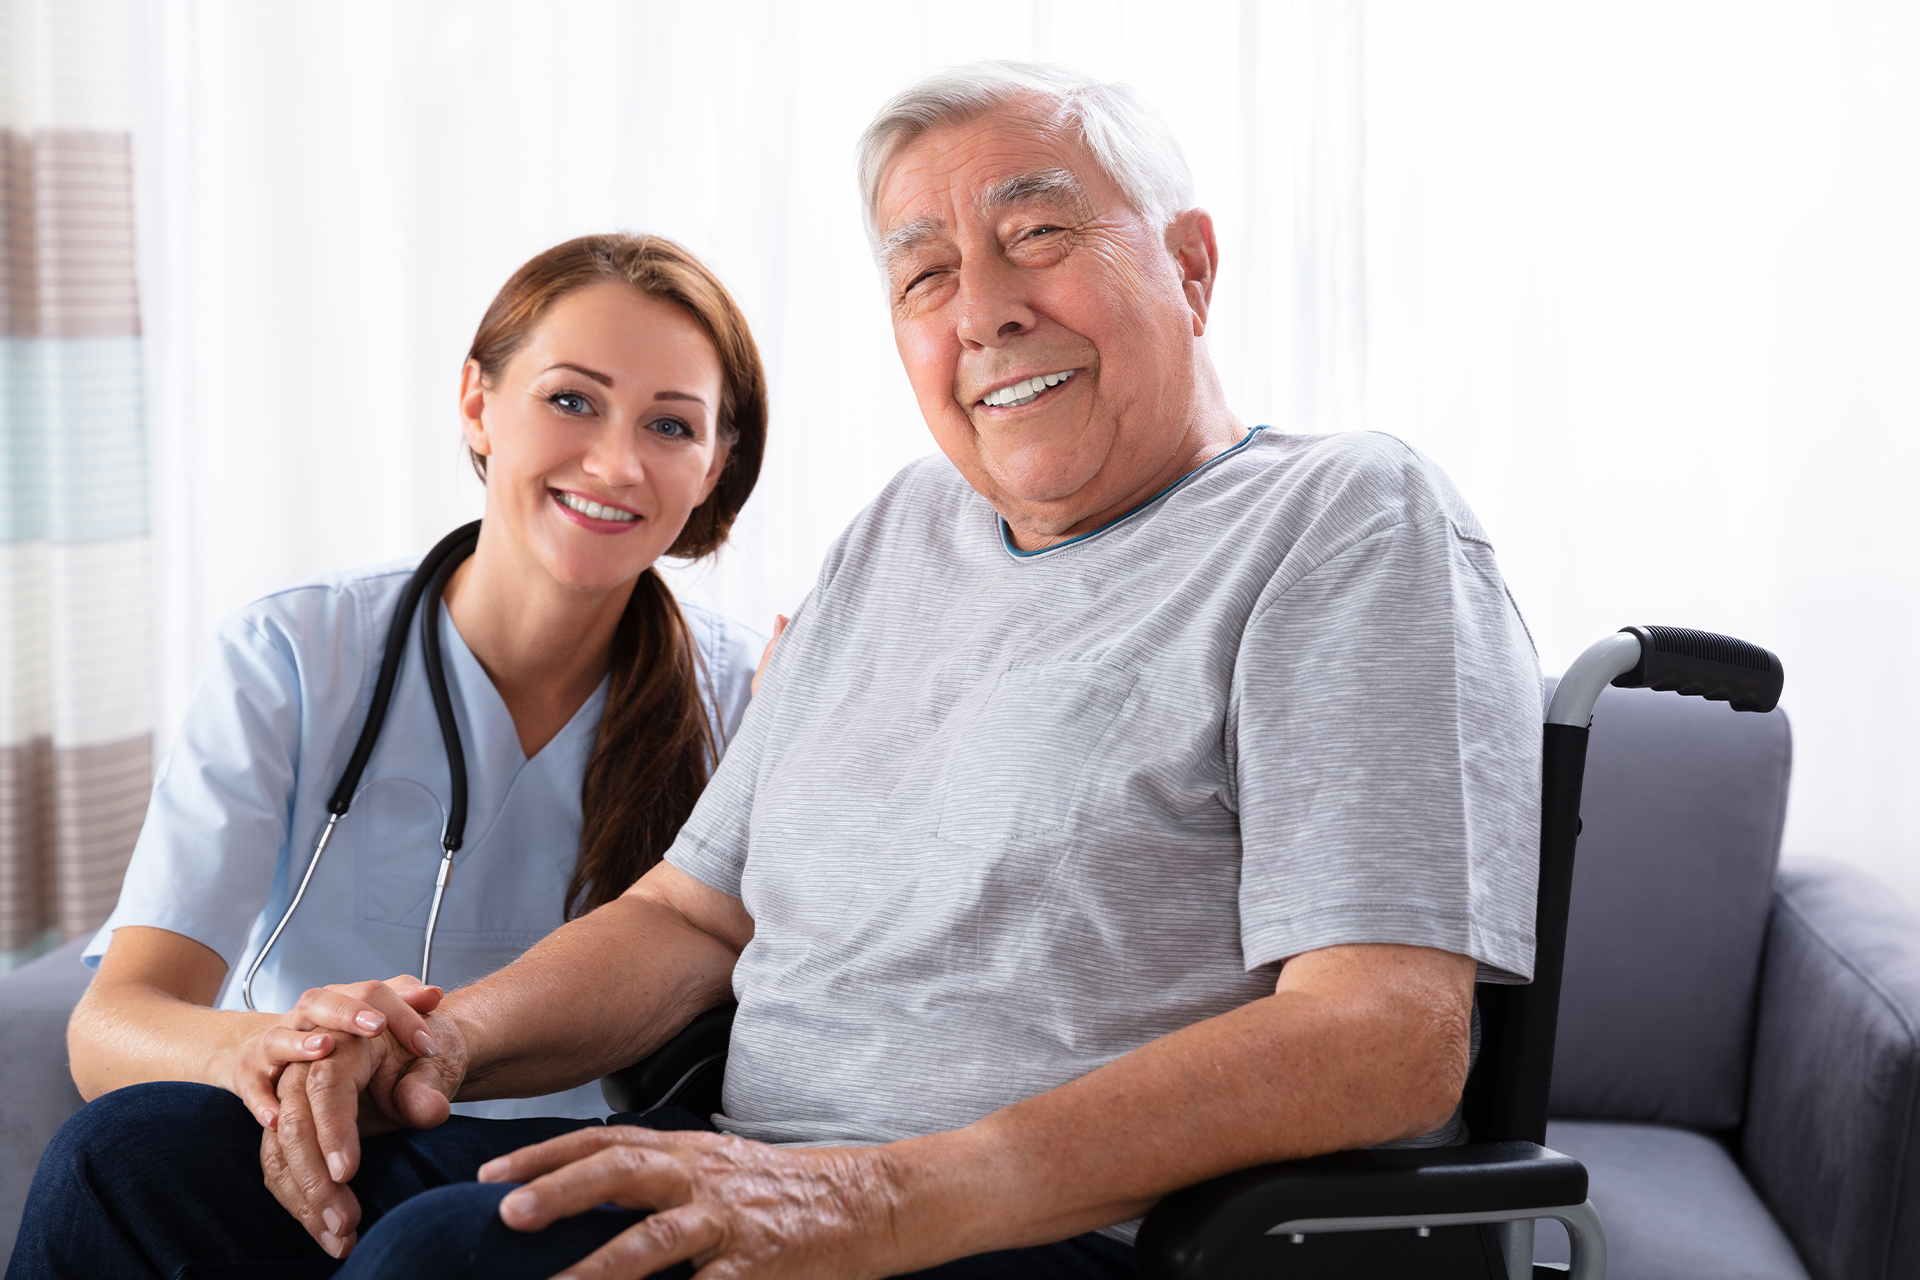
[
  {"x1": 551, "y1": 392, "x2": 591, "y2": 414},
  {"x1": 652, "y1": 417, "x2": 692, "y2": 439}
]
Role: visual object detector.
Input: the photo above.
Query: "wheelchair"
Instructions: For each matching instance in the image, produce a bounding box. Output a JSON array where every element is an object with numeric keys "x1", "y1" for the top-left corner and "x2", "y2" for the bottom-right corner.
[{"x1": 604, "y1": 626, "x2": 1786, "y2": 1280}]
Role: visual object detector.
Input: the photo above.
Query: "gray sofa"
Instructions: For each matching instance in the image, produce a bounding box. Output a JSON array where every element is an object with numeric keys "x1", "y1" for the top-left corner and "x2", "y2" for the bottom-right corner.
[{"x1": 4, "y1": 686, "x2": 1918, "y2": 1276}]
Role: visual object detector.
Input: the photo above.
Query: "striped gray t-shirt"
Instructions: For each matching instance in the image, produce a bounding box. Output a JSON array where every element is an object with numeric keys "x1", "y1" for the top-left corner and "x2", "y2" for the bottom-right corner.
[{"x1": 667, "y1": 427, "x2": 1541, "y2": 1179}]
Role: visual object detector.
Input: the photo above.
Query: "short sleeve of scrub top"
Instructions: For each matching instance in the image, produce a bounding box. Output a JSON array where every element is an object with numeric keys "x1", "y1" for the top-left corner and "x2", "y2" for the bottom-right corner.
[{"x1": 88, "y1": 560, "x2": 765, "y2": 1121}]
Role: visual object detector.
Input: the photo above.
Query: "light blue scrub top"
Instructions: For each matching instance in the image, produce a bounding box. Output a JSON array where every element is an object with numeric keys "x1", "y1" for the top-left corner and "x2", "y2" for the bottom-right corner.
[{"x1": 88, "y1": 557, "x2": 762, "y2": 1120}]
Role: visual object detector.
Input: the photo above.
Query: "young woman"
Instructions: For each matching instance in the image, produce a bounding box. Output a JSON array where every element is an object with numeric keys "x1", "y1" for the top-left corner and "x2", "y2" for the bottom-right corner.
[{"x1": 67, "y1": 234, "x2": 770, "y2": 1123}]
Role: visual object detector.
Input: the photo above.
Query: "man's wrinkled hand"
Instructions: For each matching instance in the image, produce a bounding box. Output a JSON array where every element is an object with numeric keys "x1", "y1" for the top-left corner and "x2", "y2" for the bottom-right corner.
[
  {"x1": 477, "y1": 1126, "x2": 910, "y2": 1280},
  {"x1": 259, "y1": 1018, "x2": 469, "y2": 1258}
]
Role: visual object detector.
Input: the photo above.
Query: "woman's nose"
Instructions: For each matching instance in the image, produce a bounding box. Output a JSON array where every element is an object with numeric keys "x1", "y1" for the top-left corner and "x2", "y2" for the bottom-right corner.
[{"x1": 581, "y1": 426, "x2": 647, "y2": 485}]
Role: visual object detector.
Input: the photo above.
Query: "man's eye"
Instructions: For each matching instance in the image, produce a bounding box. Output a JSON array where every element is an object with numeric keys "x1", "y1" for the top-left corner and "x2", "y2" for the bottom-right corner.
[
  {"x1": 550, "y1": 392, "x2": 591, "y2": 415},
  {"x1": 1026, "y1": 226, "x2": 1059, "y2": 238}
]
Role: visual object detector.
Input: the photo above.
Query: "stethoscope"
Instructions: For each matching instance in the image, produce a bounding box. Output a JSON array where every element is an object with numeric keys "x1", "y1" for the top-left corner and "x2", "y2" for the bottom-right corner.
[{"x1": 241, "y1": 521, "x2": 482, "y2": 1012}]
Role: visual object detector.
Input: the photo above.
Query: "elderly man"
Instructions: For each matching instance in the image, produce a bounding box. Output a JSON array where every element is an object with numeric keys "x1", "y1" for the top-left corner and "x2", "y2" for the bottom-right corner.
[{"x1": 12, "y1": 62, "x2": 1538, "y2": 1280}]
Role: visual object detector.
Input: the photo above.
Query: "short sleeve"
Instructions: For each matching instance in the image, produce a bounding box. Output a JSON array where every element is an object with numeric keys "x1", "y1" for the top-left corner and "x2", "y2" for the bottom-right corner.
[
  {"x1": 85, "y1": 613, "x2": 305, "y2": 970},
  {"x1": 1230, "y1": 511, "x2": 1542, "y2": 984}
]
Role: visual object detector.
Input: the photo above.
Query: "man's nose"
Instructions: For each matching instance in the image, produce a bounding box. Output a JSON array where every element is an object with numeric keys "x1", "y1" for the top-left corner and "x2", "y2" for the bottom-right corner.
[{"x1": 953, "y1": 258, "x2": 1036, "y2": 348}]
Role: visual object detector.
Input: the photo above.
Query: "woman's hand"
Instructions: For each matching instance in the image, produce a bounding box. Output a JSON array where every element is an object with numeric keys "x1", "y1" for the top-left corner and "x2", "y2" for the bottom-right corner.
[
  {"x1": 259, "y1": 1009, "x2": 471, "y2": 1258},
  {"x1": 750, "y1": 614, "x2": 788, "y2": 697},
  {"x1": 233, "y1": 976, "x2": 444, "y2": 1128},
  {"x1": 477, "y1": 1126, "x2": 912, "y2": 1280}
]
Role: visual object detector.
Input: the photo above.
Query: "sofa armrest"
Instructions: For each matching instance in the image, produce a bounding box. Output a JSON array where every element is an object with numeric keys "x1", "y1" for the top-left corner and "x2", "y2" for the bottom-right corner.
[
  {"x1": 0, "y1": 937, "x2": 95, "y2": 1257},
  {"x1": 1744, "y1": 859, "x2": 1920, "y2": 1280},
  {"x1": 1136, "y1": 1142, "x2": 1596, "y2": 1280}
]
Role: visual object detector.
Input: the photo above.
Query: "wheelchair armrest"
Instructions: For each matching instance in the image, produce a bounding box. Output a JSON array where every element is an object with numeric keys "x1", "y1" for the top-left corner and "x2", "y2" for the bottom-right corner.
[
  {"x1": 1136, "y1": 1141, "x2": 1590, "y2": 1280},
  {"x1": 600, "y1": 1002, "x2": 736, "y2": 1116}
]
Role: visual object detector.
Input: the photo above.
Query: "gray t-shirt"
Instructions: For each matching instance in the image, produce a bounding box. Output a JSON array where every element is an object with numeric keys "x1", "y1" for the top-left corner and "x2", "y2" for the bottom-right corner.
[{"x1": 668, "y1": 427, "x2": 1541, "y2": 1165}]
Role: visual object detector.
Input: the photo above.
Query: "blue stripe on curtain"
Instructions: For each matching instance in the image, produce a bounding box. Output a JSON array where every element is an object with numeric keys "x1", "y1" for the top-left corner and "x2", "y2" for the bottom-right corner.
[{"x1": 0, "y1": 336, "x2": 148, "y2": 543}]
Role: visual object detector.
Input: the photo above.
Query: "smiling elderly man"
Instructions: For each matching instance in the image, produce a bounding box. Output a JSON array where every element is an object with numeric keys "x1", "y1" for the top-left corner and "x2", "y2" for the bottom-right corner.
[{"x1": 13, "y1": 62, "x2": 1540, "y2": 1280}]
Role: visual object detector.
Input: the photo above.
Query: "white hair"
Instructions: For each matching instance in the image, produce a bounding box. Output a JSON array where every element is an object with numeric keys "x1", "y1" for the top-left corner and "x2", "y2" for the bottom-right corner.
[{"x1": 856, "y1": 61, "x2": 1196, "y2": 249}]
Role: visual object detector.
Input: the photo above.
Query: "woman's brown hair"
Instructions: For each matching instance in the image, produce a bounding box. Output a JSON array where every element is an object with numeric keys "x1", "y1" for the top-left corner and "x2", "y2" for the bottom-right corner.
[{"x1": 466, "y1": 234, "x2": 767, "y2": 917}]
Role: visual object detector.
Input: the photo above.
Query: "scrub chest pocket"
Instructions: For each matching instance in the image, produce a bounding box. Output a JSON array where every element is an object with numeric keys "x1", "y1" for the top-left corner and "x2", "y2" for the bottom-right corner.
[{"x1": 935, "y1": 664, "x2": 1138, "y2": 849}]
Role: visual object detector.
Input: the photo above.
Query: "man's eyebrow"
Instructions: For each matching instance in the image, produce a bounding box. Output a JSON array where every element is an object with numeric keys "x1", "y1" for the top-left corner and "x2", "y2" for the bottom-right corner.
[
  {"x1": 546, "y1": 362, "x2": 613, "y2": 387},
  {"x1": 977, "y1": 168, "x2": 1087, "y2": 215},
  {"x1": 878, "y1": 216, "x2": 947, "y2": 268}
]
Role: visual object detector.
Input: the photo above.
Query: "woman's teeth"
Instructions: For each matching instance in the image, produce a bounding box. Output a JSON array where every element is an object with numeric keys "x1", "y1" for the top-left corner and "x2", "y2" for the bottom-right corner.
[
  {"x1": 982, "y1": 369, "x2": 1076, "y2": 408},
  {"x1": 558, "y1": 491, "x2": 637, "y2": 522}
]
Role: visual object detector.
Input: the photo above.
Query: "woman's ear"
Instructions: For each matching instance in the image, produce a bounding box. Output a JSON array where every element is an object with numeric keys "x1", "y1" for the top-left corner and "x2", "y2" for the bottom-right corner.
[
  {"x1": 459, "y1": 359, "x2": 491, "y2": 457},
  {"x1": 696, "y1": 436, "x2": 732, "y2": 504}
]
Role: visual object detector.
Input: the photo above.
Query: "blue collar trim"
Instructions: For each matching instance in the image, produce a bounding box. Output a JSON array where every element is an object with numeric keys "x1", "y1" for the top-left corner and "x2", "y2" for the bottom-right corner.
[{"x1": 998, "y1": 424, "x2": 1268, "y2": 560}]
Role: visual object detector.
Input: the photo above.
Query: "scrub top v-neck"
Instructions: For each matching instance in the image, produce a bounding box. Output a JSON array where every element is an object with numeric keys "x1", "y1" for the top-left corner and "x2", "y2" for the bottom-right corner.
[{"x1": 89, "y1": 557, "x2": 762, "y2": 1120}]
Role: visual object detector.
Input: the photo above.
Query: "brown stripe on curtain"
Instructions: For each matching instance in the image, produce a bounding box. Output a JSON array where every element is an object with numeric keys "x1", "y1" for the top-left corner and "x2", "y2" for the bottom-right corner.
[
  {"x1": 50, "y1": 735, "x2": 152, "y2": 940},
  {"x1": 0, "y1": 740, "x2": 55, "y2": 953},
  {"x1": 0, "y1": 128, "x2": 140, "y2": 339}
]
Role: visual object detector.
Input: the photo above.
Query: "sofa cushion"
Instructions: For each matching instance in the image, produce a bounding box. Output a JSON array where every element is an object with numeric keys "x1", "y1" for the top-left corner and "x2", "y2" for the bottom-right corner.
[
  {"x1": 0, "y1": 937, "x2": 93, "y2": 1259},
  {"x1": 1549, "y1": 685, "x2": 1791, "y2": 1129},
  {"x1": 1537, "y1": 1119, "x2": 1809, "y2": 1279}
]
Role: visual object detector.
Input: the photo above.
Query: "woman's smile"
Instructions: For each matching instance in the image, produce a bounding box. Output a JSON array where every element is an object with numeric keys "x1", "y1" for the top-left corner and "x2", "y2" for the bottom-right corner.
[{"x1": 551, "y1": 488, "x2": 641, "y2": 528}]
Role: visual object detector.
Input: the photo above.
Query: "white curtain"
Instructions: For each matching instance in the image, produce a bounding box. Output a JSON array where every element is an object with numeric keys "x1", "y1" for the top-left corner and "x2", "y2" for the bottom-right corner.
[
  {"x1": 128, "y1": 2, "x2": 1920, "y2": 903},
  {"x1": 133, "y1": 0, "x2": 1344, "y2": 731},
  {"x1": 1363, "y1": 2, "x2": 1920, "y2": 901}
]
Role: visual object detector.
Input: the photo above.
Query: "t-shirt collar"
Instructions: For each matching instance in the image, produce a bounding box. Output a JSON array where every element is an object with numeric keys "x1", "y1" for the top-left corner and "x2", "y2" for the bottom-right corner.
[{"x1": 998, "y1": 424, "x2": 1268, "y2": 561}]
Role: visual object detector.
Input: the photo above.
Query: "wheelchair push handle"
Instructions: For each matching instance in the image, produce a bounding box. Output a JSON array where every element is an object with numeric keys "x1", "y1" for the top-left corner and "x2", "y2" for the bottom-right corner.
[
  {"x1": 1610, "y1": 625, "x2": 1783, "y2": 712},
  {"x1": 1546, "y1": 626, "x2": 1784, "y2": 728}
]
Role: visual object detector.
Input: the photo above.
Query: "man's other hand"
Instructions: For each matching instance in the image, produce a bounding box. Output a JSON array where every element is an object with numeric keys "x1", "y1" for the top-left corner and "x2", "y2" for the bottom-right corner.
[{"x1": 477, "y1": 1126, "x2": 906, "y2": 1280}]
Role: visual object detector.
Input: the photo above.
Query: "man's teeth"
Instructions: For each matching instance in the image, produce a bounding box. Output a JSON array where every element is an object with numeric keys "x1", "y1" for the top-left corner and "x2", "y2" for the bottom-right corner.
[
  {"x1": 558, "y1": 492, "x2": 637, "y2": 522},
  {"x1": 982, "y1": 369, "x2": 1076, "y2": 408}
]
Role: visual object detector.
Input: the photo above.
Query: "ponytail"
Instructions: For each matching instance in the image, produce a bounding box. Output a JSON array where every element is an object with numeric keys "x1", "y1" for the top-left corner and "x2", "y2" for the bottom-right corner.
[{"x1": 568, "y1": 569, "x2": 716, "y2": 917}]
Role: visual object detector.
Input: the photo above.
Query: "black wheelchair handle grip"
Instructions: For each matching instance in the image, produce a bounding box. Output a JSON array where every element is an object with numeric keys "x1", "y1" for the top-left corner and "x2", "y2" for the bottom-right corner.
[{"x1": 1610, "y1": 625, "x2": 1783, "y2": 713}]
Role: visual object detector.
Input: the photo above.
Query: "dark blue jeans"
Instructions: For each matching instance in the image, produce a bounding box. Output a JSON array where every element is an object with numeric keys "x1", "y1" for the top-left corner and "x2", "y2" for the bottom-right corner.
[{"x1": 7, "y1": 1082, "x2": 1138, "y2": 1280}]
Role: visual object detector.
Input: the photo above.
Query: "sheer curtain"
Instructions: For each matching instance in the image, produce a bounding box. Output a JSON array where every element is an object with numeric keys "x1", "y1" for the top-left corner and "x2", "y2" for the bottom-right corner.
[
  {"x1": 1362, "y1": 2, "x2": 1920, "y2": 901},
  {"x1": 133, "y1": 1, "x2": 1348, "y2": 731},
  {"x1": 121, "y1": 0, "x2": 1920, "y2": 923},
  {"x1": 0, "y1": 0, "x2": 150, "y2": 970}
]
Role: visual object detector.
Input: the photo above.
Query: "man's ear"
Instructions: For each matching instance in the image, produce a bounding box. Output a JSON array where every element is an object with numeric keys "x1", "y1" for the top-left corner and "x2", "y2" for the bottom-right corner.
[
  {"x1": 1167, "y1": 209, "x2": 1220, "y2": 337},
  {"x1": 458, "y1": 360, "x2": 491, "y2": 458}
]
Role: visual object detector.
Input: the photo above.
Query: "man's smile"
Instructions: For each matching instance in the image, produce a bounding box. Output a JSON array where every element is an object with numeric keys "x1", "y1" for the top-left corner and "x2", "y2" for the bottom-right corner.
[{"x1": 975, "y1": 368, "x2": 1080, "y2": 410}]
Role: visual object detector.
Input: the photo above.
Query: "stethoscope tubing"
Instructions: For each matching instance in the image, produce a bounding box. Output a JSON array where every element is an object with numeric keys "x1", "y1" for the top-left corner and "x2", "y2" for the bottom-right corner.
[{"x1": 241, "y1": 522, "x2": 482, "y2": 1013}]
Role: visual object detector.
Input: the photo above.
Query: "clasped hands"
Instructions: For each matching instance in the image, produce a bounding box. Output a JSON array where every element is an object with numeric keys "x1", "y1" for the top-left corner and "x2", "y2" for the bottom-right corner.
[{"x1": 237, "y1": 979, "x2": 917, "y2": 1278}]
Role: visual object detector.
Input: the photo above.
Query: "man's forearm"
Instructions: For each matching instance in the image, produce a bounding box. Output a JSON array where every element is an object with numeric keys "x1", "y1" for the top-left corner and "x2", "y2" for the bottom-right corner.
[
  {"x1": 880, "y1": 944, "x2": 1476, "y2": 1262},
  {"x1": 441, "y1": 891, "x2": 739, "y2": 1102}
]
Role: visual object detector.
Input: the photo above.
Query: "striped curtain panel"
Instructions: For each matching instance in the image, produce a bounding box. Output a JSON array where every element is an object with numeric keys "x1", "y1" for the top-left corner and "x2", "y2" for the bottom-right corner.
[{"x1": 0, "y1": 0, "x2": 150, "y2": 972}]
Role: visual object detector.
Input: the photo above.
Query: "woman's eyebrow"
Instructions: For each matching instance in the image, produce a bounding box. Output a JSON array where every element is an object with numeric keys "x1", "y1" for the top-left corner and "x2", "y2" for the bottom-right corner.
[
  {"x1": 547, "y1": 361, "x2": 614, "y2": 387},
  {"x1": 654, "y1": 390, "x2": 707, "y2": 406}
]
